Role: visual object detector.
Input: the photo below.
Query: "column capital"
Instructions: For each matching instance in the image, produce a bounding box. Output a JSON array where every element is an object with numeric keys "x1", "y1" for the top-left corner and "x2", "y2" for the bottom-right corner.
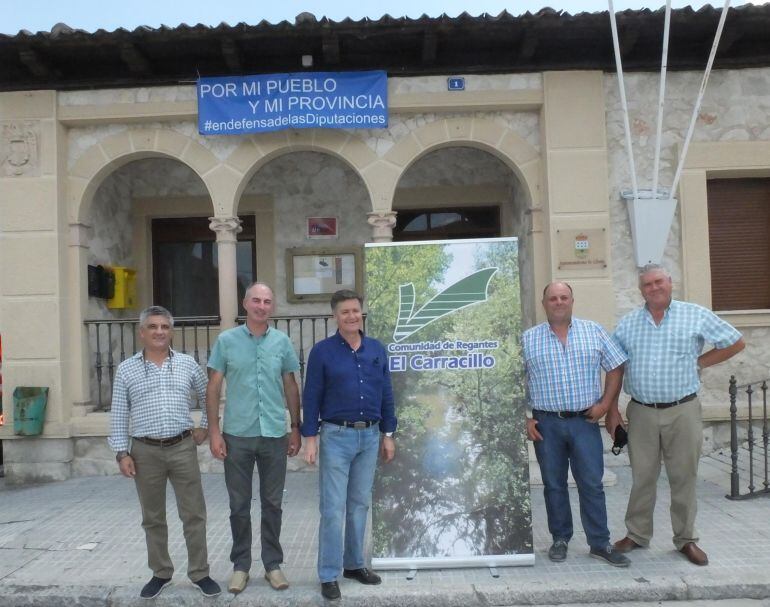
[
  {"x1": 367, "y1": 210, "x2": 397, "y2": 243},
  {"x1": 209, "y1": 216, "x2": 242, "y2": 243},
  {"x1": 68, "y1": 222, "x2": 93, "y2": 248}
]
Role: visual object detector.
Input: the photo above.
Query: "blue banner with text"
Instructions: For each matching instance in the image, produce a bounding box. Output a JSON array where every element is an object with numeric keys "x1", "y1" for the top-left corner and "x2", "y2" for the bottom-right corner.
[{"x1": 197, "y1": 70, "x2": 388, "y2": 135}]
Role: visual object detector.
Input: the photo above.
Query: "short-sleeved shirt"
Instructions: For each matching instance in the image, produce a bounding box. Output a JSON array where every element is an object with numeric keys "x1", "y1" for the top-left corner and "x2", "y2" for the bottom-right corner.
[
  {"x1": 522, "y1": 317, "x2": 627, "y2": 412},
  {"x1": 613, "y1": 299, "x2": 742, "y2": 403},
  {"x1": 208, "y1": 324, "x2": 300, "y2": 437}
]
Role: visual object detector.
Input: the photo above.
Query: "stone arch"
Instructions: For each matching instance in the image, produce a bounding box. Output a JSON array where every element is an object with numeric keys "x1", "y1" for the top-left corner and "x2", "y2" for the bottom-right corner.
[
  {"x1": 68, "y1": 128, "x2": 219, "y2": 224},
  {"x1": 380, "y1": 117, "x2": 541, "y2": 212},
  {"x1": 222, "y1": 129, "x2": 378, "y2": 217}
]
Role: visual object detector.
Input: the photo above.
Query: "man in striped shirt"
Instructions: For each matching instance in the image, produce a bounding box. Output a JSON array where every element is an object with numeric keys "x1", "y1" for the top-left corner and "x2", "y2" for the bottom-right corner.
[
  {"x1": 109, "y1": 305, "x2": 220, "y2": 599},
  {"x1": 523, "y1": 282, "x2": 629, "y2": 567},
  {"x1": 610, "y1": 264, "x2": 744, "y2": 566}
]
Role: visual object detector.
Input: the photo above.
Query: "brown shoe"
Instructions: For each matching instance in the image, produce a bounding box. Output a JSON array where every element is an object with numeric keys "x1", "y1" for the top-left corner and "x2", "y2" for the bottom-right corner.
[
  {"x1": 613, "y1": 536, "x2": 642, "y2": 553},
  {"x1": 679, "y1": 542, "x2": 708, "y2": 566}
]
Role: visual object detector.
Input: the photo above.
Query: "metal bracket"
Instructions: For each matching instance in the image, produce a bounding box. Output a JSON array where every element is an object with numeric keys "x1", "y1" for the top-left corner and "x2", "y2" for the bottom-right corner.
[
  {"x1": 406, "y1": 568, "x2": 417, "y2": 580},
  {"x1": 488, "y1": 566, "x2": 500, "y2": 578}
]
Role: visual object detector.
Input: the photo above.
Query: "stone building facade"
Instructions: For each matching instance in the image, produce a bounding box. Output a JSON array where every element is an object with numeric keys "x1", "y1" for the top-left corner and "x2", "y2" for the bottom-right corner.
[{"x1": 1, "y1": 9, "x2": 768, "y2": 483}]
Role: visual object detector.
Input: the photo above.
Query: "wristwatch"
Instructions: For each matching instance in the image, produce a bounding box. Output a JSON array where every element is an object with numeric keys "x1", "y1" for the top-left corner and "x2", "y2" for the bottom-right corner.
[
  {"x1": 116, "y1": 451, "x2": 130, "y2": 462},
  {"x1": 290, "y1": 422, "x2": 301, "y2": 428},
  {"x1": 383, "y1": 432, "x2": 394, "y2": 438}
]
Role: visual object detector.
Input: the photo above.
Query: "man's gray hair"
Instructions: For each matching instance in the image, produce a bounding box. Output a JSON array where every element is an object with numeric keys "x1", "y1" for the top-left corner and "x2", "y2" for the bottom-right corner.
[
  {"x1": 638, "y1": 263, "x2": 671, "y2": 286},
  {"x1": 139, "y1": 305, "x2": 174, "y2": 328}
]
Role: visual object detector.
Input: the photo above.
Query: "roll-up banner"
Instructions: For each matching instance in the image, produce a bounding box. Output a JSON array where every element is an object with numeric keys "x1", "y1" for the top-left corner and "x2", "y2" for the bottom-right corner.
[
  {"x1": 365, "y1": 237, "x2": 533, "y2": 570},
  {"x1": 197, "y1": 70, "x2": 387, "y2": 135}
]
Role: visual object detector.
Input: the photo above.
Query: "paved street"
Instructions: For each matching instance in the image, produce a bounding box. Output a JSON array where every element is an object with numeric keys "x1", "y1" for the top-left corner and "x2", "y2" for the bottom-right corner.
[{"x1": 0, "y1": 453, "x2": 768, "y2": 606}]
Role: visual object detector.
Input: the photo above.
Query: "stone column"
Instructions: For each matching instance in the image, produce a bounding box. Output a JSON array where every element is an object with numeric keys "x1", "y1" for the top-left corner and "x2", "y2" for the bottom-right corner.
[
  {"x1": 209, "y1": 216, "x2": 242, "y2": 329},
  {"x1": 367, "y1": 210, "x2": 397, "y2": 243},
  {"x1": 68, "y1": 222, "x2": 93, "y2": 412}
]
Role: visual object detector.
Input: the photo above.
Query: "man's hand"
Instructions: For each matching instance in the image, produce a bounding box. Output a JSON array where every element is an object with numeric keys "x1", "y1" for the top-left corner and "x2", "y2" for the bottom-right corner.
[
  {"x1": 526, "y1": 418, "x2": 543, "y2": 441},
  {"x1": 585, "y1": 401, "x2": 609, "y2": 423},
  {"x1": 303, "y1": 435, "x2": 318, "y2": 465},
  {"x1": 192, "y1": 428, "x2": 208, "y2": 445},
  {"x1": 287, "y1": 428, "x2": 301, "y2": 457},
  {"x1": 380, "y1": 436, "x2": 396, "y2": 463},
  {"x1": 209, "y1": 429, "x2": 227, "y2": 460},
  {"x1": 118, "y1": 455, "x2": 136, "y2": 478},
  {"x1": 604, "y1": 407, "x2": 625, "y2": 439}
]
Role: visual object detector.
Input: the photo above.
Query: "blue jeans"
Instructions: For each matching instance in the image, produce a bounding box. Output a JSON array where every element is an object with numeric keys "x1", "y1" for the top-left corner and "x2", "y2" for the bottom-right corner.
[
  {"x1": 317, "y1": 423, "x2": 380, "y2": 582},
  {"x1": 532, "y1": 411, "x2": 610, "y2": 549},
  {"x1": 223, "y1": 433, "x2": 288, "y2": 573}
]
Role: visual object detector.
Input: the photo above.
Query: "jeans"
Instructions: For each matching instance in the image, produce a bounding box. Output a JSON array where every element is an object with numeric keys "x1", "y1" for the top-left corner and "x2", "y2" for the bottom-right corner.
[
  {"x1": 317, "y1": 423, "x2": 380, "y2": 582},
  {"x1": 532, "y1": 411, "x2": 610, "y2": 549},
  {"x1": 131, "y1": 435, "x2": 210, "y2": 581},
  {"x1": 223, "y1": 433, "x2": 288, "y2": 573}
]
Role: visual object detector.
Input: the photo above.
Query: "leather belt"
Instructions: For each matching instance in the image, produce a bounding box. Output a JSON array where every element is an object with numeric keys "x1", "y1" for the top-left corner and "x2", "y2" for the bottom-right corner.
[
  {"x1": 631, "y1": 393, "x2": 697, "y2": 409},
  {"x1": 323, "y1": 419, "x2": 378, "y2": 429},
  {"x1": 533, "y1": 408, "x2": 589, "y2": 419},
  {"x1": 133, "y1": 429, "x2": 192, "y2": 447}
]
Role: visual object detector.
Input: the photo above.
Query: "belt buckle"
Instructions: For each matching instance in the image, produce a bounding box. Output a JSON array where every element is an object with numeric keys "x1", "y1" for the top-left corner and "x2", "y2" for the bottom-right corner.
[
  {"x1": 556, "y1": 411, "x2": 567, "y2": 419},
  {"x1": 352, "y1": 421, "x2": 367, "y2": 429}
]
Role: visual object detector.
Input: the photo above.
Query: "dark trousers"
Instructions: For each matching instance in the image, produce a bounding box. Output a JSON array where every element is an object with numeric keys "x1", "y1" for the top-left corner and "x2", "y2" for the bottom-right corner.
[{"x1": 223, "y1": 433, "x2": 288, "y2": 572}]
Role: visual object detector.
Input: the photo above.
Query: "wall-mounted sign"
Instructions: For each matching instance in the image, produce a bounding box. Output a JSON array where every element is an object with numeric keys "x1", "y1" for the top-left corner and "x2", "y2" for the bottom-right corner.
[
  {"x1": 286, "y1": 246, "x2": 362, "y2": 303},
  {"x1": 307, "y1": 217, "x2": 338, "y2": 239},
  {"x1": 447, "y1": 77, "x2": 465, "y2": 91},
  {"x1": 197, "y1": 71, "x2": 387, "y2": 136},
  {"x1": 556, "y1": 228, "x2": 607, "y2": 270}
]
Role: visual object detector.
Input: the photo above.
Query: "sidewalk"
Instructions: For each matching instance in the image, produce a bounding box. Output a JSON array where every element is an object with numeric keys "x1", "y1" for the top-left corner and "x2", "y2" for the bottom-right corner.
[{"x1": 0, "y1": 453, "x2": 768, "y2": 607}]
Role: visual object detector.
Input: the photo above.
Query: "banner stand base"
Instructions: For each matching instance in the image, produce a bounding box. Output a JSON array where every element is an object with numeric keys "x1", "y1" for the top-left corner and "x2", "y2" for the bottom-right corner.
[{"x1": 372, "y1": 553, "x2": 535, "y2": 571}]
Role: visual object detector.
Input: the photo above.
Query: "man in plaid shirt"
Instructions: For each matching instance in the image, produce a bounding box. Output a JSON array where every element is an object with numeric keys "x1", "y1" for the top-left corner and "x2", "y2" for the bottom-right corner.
[
  {"x1": 610, "y1": 264, "x2": 744, "y2": 566},
  {"x1": 109, "y1": 306, "x2": 220, "y2": 599},
  {"x1": 523, "y1": 282, "x2": 629, "y2": 567}
]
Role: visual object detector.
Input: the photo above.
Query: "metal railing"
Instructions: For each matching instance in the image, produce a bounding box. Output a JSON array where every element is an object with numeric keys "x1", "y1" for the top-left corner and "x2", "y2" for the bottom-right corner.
[
  {"x1": 727, "y1": 375, "x2": 770, "y2": 500},
  {"x1": 84, "y1": 314, "x2": 341, "y2": 411}
]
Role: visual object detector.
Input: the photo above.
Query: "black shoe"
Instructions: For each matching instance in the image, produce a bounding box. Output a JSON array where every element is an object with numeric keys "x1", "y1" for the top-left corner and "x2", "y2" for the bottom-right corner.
[
  {"x1": 193, "y1": 576, "x2": 222, "y2": 597},
  {"x1": 343, "y1": 567, "x2": 382, "y2": 585},
  {"x1": 321, "y1": 581, "x2": 341, "y2": 600},
  {"x1": 548, "y1": 539, "x2": 568, "y2": 562},
  {"x1": 140, "y1": 576, "x2": 171, "y2": 599},
  {"x1": 590, "y1": 545, "x2": 631, "y2": 567}
]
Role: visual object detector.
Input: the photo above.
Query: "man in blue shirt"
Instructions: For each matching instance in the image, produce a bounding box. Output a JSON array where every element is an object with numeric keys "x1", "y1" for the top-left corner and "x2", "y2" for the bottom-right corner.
[
  {"x1": 302, "y1": 289, "x2": 397, "y2": 600},
  {"x1": 522, "y1": 282, "x2": 629, "y2": 567},
  {"x1": 206, "y1": 283, "x2": 301, "y2": 594},
  {"x1": 609, "y1": 264, "x2": 744, "y2": 566}
]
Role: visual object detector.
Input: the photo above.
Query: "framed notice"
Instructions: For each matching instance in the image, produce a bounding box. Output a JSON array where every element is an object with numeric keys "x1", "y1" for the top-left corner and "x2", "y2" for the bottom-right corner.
[
  {"x1": 307, "y1": 217, "x2": 338, "y2": 239},
  {"x1": 286, "y1": 246, "x2": 362, "y2": 303}
]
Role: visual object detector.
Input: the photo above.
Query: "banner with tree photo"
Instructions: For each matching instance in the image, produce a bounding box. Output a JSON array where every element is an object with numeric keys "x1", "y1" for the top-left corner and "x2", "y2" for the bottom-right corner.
[{"x1": 365, "y1": 237, "x2": 533, "y2": 569}]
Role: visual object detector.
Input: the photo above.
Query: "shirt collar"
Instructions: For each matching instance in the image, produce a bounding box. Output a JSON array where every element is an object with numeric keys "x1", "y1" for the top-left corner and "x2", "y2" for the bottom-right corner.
[
  {"x1": 241, "y1": 323, "x2": 271, "y2": 339},
  {"x1": 335, "y1": 329, "x2": 365, "y2": 349}
]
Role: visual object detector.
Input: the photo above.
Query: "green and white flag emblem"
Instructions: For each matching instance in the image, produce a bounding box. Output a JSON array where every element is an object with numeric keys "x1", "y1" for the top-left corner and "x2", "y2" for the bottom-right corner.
[{"x1": 393, "y1": 267, "x2": 498, "y2": 342}]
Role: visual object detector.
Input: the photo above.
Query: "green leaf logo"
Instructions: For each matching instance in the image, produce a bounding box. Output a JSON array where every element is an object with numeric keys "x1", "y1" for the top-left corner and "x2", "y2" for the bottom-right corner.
[{"x1": 393, "y1": 267, "x2": 498, "y2": 342}]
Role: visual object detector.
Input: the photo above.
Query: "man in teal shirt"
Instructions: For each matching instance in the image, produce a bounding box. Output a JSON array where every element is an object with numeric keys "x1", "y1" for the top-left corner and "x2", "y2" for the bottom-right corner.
[{"x1": 206, "y1": 283, "x2": 301, "y2": 594}]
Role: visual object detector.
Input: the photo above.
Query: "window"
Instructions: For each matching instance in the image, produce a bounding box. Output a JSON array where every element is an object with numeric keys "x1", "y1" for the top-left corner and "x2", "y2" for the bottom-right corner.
[
  {"x1": 394, "y1": 206, "x2": 500, "y2": 241},
  {"x1": 152, "y1": 216, "x2": 256, "y2": 317},
  {"x1": 707, "y1": 179, "x2": 770, "y2": 311}
]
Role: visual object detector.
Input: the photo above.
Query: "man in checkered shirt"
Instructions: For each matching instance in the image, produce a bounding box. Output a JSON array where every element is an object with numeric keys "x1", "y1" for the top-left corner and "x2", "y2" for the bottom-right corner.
[
  {"x1": 109, "y1": 305, "x2": 220, "y2": 599},
  {"x1": 523, "y1": 281, "x2": 629, "y2": 567},
  {"x1": 609, "y1": 264, "x2": 744, "y2": 566}
]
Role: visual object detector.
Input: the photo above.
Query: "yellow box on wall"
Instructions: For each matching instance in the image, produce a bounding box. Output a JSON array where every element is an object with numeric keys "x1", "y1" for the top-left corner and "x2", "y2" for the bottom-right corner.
[{"x1": 107, "y1": 267, "x2": 137, "y2": 309}]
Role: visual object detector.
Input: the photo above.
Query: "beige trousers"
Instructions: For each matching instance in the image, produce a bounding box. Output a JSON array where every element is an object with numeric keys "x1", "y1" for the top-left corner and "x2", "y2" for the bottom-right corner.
[
  {"x1": 131, "y1": 435, "x2": 209, "y2": 581},
  {"x1": 624, "y1": 397, "x2": 703, "y2": 550}
]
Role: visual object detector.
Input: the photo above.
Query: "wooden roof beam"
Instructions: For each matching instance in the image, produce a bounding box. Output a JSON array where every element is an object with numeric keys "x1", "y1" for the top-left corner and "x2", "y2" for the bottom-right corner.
[
  {"x1": 322, "y1": 33, "x2": 340, "y2": 64},
  {"x1": 19, "y1": 47, "x2": 52, "y2": 78}
]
